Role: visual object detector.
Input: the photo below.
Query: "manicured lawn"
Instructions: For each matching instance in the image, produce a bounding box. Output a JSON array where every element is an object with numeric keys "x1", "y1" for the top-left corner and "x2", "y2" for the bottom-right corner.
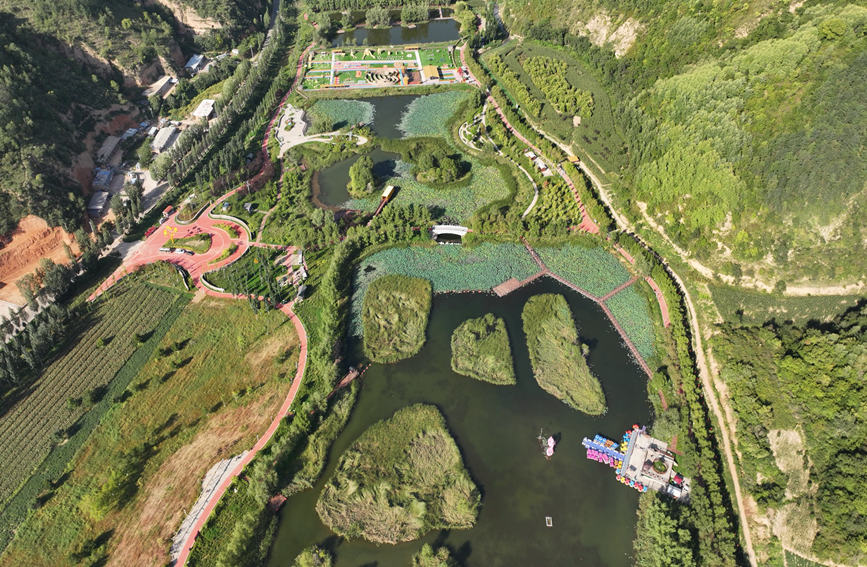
[
  {"x1": 451, "y1": 313, "x2": 516, "y2": 385},
  {"x1": 316, "y1": 404, "x2": 479, "y2": 543},
  {"x1": 205, "y1": 247, "x2": 290, "y2": 302},
  {"x1": 172, "y1": 234, "x2": 212, "y2": 254},
  {"x1": 362, "y1": 274, "x2": 432, "y2": 363},
  {"x1": 522, "y1": 293, "x2": 606, "y2": 415}
]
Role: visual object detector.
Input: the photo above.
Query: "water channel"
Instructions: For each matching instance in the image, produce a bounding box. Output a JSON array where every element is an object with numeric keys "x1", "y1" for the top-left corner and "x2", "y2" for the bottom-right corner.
[
  {"x1": 332, "y1": 19, "x2": 460, "y2": 47},
  {"x1": 268, "y1": 277, "x2": 650, "y2": 566}
]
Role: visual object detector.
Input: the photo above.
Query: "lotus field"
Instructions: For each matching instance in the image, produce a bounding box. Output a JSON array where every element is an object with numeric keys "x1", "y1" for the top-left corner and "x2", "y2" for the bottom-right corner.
[
  {"x1": 0, "y1": 279, "x2": 182, "y2": 505},
  {"x1": 342, "y1": 157, "x2": 510, "y2": 222},
  {"x1": 351, "y1": 243, "x2": 539, "y2": 333},
  {"x1": 605, "y1": 285, "x2": 656, "y2": 361},
  {"x1": 537, "y1": 245, "x2": 632, "y2": 298},
  {"x1": 308, "y1": 99, "x2": 375, "y2": 132},
  {"x1": 398, "y1": 90, "x2": 471, "y2": 138}
]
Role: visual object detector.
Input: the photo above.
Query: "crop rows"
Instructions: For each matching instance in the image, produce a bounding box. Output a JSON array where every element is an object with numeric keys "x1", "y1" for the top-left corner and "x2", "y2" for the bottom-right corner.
[
  {"x1": 350, "y1": 243, "x2": 539, "y2": 334},
  {"x1": 0, "y1": 281, "x2": 178, "y2": 504},
  {"x1": 536, "y1": 245, "x2": 631, "y2": 298},
  {"x1": 397, "y1": 90, "x2": 471, "y2": 138},
  {"x1": 604, "y1": 285, "x2": 655, "y2": 361}
]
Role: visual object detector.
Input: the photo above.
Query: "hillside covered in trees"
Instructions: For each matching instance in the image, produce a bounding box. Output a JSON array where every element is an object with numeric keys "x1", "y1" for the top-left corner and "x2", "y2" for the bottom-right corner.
[
  {"x1": 713, "y1": 302, "x2": 867, "y2": 564},
  {"x1": 502, "y1": 0, "x2": 867, "y2": 285},
  {"x1": 0, "y1": 0, "x2": 267, "y2": 237}
]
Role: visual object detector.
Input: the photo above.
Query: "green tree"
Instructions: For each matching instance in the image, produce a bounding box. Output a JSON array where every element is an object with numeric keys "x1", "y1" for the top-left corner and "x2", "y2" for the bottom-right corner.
[{"x1": 347, "y1": 155, "x2": 375, "y2": 196}]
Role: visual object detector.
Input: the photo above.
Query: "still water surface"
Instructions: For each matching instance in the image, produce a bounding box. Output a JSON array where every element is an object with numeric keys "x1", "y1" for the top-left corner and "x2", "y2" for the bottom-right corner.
[
  {"x1": 268, "y1": 277, "x2": 650, "y2": 566},
  {"x1": 313, "y1": 148, "x2": 401, "y2": 208},
  {"x1": 333, "y1": 19, "x2": 460, "y2": 47}
]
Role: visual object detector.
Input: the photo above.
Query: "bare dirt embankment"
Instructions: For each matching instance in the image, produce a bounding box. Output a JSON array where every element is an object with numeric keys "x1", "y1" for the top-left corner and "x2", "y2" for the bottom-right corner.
[
  {"x1": 0, "y1": 216, "x2": 79, "y2": 305},
  {"x1": 156, "y1": 0, "x2": 222, "y2": 34}
]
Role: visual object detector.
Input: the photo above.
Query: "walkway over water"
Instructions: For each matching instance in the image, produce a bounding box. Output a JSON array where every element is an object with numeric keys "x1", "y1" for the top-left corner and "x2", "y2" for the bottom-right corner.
[{"x1": 431, "y1": 224, "x2": 469, "y2": 237}]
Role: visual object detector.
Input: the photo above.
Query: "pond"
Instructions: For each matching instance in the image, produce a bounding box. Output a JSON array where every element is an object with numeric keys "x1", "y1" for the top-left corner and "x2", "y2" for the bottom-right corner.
[
  {"x1": 312, "y1": 148, "x2": 402, "y2": 209},
  {"x1": 333, "y1": 19, "x2": 460, "y2": 47},
  {"x1": 267, "y1": 277, "x2": 650, "y2": 566}
]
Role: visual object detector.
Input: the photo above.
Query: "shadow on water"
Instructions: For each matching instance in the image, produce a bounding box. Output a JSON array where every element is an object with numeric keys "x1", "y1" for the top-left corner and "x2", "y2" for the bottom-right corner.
[{"x1": 267, "y1": 277, "x2": 650, "y2": 566}]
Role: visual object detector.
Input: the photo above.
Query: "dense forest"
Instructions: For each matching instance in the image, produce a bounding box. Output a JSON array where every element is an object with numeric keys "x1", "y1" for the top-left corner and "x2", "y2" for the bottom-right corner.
[
  {"x1": 714, "y1": 302, "x2": 867, "y2": 564},
  {"x1": 503, "y1": 0, "x2": 867, "y2": 283},
  {"x1": 0, "y1": 0, "x2": 267, "y2": 237},
  {"x1": 0, "y1": 12, "x2": 119, "y2": 234}
]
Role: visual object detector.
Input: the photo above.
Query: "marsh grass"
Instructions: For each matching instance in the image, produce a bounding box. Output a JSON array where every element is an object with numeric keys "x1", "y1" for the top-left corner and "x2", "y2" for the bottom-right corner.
[
  {"x1": 315, "y1": 404, "x2": 479, "y2": 544},
  {"x1": 450, "y1": 313, "x2": 516, "y2": 385},
  {"x1": 362, "y1": 274, "x2": 432, "y2": 363},
  {"x1": 522, "y1": 294, "x2": 606, "y2": 415}
]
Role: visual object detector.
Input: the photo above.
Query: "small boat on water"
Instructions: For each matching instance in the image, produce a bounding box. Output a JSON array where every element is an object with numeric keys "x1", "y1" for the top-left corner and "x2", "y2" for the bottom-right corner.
[{"x1": 538, "y1": 429, "x2": 557, "y2": 460}]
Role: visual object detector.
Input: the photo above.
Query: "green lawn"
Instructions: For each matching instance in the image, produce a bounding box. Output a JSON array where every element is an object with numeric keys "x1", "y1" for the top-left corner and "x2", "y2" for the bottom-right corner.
[
  {"x1": 315, "y1": 404, "x2": 479, "y2": 544},
  {"x1": 522, "y1": 293, "x2": 606, "y2": 415},
  {"x1": 362, "y1": 274, "x2": 432, "y2": 363},
  {"x1": 451, "y1": 313, "x2": 516, "y2": 385}
]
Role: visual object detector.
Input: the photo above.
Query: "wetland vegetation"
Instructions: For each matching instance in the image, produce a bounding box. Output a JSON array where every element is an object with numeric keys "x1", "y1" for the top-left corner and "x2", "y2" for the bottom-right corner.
[
  {"x1": 315, "y1": 404, "x2": 480, "y2": 544},
  {"x1": 522, "y1": 294, "x2": 606, "y2": 415},
  {"x1": 362, "y1": 275, "x2": 432, "y2": 363},
  {"x1": 450, "y1": 313, "x2": 516, "y2": 385}
]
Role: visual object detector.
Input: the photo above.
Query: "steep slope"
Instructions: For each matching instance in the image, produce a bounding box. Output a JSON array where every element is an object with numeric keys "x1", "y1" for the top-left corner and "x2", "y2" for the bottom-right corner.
[{"x1": 502, "y1": 1, "x2": 867, "y2": 286}]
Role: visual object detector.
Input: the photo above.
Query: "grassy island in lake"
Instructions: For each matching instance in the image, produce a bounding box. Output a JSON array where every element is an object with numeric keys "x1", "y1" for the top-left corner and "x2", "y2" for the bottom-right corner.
[
  {"x1": 521, "y1": 294, "x2": 606, "y2": 415},
  {"x1": 315, "y1": 404, "x2": 480, "y2": 544},
  {"x1": 450, "y1": 313, "x2": 516, "y2": 385},
  {"x1": 362, "y1": 274, "x2": 432, "y2": 363}
]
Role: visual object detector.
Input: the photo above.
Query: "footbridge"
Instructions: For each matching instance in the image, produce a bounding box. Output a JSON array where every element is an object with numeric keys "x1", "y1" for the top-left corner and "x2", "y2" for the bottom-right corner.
[{"x1": 431, "y1": 225, "x2": 470, "y2": 238}]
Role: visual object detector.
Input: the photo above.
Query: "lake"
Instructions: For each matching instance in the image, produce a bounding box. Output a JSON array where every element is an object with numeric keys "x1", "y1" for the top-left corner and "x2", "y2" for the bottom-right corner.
[
  {"x1": 333, "y1": 19, "x2": 460, "y2": 47},
  {"x1": 313, "y1": 148, "x2": 401, "y2": 208},
  {"x1": 267, "y1": 276, "x2": 650, "y2": 566}
]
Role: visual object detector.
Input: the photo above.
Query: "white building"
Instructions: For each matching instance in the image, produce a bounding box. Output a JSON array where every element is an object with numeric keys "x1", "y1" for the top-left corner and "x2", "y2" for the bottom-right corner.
[
  {"x1": 191, "y1": 99, "x2": 216, "y2": 119},
  {"x1": 152, "y1": 126, "x2": 179, "y2": 153}
]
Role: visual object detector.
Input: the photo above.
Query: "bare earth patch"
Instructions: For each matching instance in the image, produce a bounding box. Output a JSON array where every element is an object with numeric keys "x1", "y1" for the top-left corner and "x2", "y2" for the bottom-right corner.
[
  {"x1": 158, "y1": 0, "x2": 222, "y2": 33},
  {"x1": 106, "y1": 385, "x2": 289, "y2": 567},
  {"x1": 573, "y1": 12, "x2": 643, "y2": 58},
  {"x1": 0, "y1": 215, "x2": 79, "y2": 304}
]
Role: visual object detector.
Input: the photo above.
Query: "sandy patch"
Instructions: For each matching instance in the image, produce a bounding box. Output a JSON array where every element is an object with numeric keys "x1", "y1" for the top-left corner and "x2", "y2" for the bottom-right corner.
[
  {"x1": 574, "y1": 12, "x2": 643, "y2": 57},
  {"x1": 0, "y1": 216, "x2": 79, "y2": 304},
  {"x1": 246, "y1": 333, "x2": 293, "y2": 367},
  {"x1": 105, "y1": 385, "x2": 289, "y2": 567},
  {"x1": 157, "y1": 0, "x2": 222, "y2": 34},
  {"x1": 768, "y1": 428, "x2": 809, "y2": 496}
]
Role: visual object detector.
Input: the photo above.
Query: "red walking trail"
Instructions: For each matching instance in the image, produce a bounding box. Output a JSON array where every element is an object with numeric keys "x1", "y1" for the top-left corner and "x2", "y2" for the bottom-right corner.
[
  {"x1": 87, "y1": 47, "x2": 314, "y2": 566},
  {"x1": 459, "y1": 44, "x2": 670, "y2": 327}
]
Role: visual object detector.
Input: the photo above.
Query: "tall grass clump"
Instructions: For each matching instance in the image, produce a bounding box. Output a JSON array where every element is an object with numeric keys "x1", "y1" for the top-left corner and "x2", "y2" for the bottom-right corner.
[
  {"x1": 450, "y1": 313, "x2": 515, "y2": 385},
  {"x1": 315, "y1": 404, "x2": 480, "y2": 544},
  {"x1": 362, "y1": 274, "x2": 432, "y2": 363},
  {"x1": 521, "y1": 294, "x2": 606, "y2": 415}
]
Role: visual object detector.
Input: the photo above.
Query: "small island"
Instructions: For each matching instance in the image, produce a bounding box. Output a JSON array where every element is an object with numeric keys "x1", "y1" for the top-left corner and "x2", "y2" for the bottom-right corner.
[
  {"x1": 362, "y1": 274, "x2": 432, "y2": 363},
  {"x1": 450, "y1": 313, "x2": 516, "y2": 385},
  {"x1": 315, "y1": 404, "x2": 480, "y2": 544},
  {"x1": 522, "y1": 294, "x2": 607, "y2": 415}
]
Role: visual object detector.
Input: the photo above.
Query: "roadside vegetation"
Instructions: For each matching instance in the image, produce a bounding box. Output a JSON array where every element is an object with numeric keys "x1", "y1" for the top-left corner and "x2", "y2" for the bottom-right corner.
[
  {"x1": 522, "y1": 294, "x2": 606, "y2": 415},
  {"x1": 362, "y1": 274, "x2": 432, "y2": 363},
  {"x1": 171, "y1": 234, "x2": 213, "y2": 254},
  {"x1": 315, "y1": 404, "x2": 480, "y2": 544},
  {"x1": 450, "y1": 313, "x2": 515, "y2": 385}
]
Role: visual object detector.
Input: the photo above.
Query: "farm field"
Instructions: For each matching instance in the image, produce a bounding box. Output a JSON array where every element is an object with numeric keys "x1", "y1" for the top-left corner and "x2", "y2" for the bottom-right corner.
[
  {"x1": 482, "y1": 40, "x2": 626, "y2": 173},
  {"x1": 0, "y1": 296, "x2": 300, "y2": 567},
  {"x1": 605, "y1": 285, "x2": 655, "y2": 361},
  {"x1": 0, "y1": 274, "x2": 186, "y2": 508}
]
